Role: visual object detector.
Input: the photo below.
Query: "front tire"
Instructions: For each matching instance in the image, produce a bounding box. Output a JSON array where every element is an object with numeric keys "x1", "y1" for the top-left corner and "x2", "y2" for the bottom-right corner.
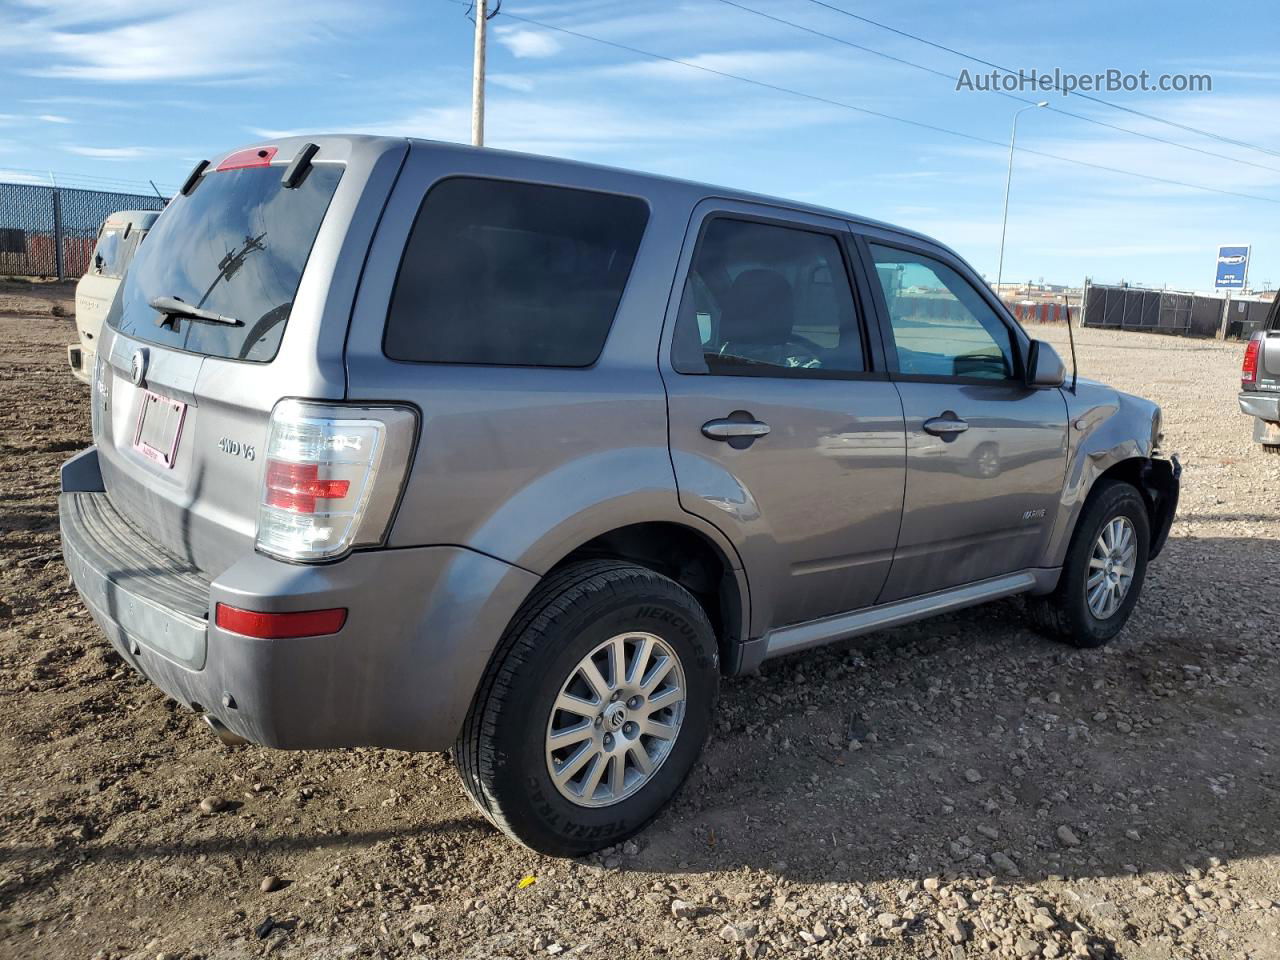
[
  {"x1": 454, "y1": 560, "x2": 719, "y2": 855},
  {"x1": 1027, "y1": 479, "x2": 1151, "y2": 648}
]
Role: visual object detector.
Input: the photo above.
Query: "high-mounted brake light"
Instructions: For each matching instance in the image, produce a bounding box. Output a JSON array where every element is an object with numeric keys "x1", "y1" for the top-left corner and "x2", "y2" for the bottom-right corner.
[
  {"x1": 1242, "y1": 336, "x2": 1261, "y2": 385},
  {"x1": 216, "y1": 146, "x2": 278, "y2": 172},
  {"x1": 216, "y1": 603, "x2": 347, "y2": 639},
  {"x1": 255, "y1": 400, "x2": 417, "y2": 562}
]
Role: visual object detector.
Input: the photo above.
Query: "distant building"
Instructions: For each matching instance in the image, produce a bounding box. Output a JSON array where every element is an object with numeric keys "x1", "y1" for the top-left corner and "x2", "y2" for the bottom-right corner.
[{"x1": 990, "y1": 280, "x2": 1072, "y2": 298}]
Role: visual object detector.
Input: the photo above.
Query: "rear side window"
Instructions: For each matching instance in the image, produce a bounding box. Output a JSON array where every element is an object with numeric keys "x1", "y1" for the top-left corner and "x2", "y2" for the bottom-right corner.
[
  {"x1": 90, "y1": 224, "x2": 130, "y2": 278},
  {"x1": 672, "y1": 217, "x2": 865, "y2": 376},
  {"x1": 384, "y1": 178, "x2": 649, "y2": 367},
  {"x1": 109, "y1": 163, "x2": 343, "y2": 362}
]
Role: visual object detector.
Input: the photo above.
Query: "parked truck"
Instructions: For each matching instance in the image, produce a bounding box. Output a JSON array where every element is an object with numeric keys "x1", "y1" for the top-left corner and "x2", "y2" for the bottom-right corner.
[{"x1": 1239, "y1": 295, "x2": 1280, "y2": 453}]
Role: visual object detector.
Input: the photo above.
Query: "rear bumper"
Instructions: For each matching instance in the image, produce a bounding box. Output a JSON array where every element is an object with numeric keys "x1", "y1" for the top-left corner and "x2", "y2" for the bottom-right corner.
[
  {"x1": 59, "y1": 448, "x2": 540, "y2": 751},
  {"x1": 1238, "y1": 392, "x2": 1280, "y2": 445},
  {"x1": 1239, "y1": 390, "x2": 1280, "y2": 421}
]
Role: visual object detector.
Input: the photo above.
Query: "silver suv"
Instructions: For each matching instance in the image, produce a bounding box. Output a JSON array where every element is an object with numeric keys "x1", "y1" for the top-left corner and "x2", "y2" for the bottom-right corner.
[{"x1": 59, "y1": 136, "x2": 1180, "y2": 855}]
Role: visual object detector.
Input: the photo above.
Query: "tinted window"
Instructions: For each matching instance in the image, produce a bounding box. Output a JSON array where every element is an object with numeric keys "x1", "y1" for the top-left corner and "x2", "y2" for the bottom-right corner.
[
  {"x1": 109, "y1": 164, "x2": 343, "y2": 362},
  {"x1": 672, "y1": 218, "x2": 865, "y2": 376},
  {"x1": 869, "y1": 244, "x2": 1016, "y2": 380},
  {"x1": 384, "y1": 179, "x2": 649, "y2": 367}
]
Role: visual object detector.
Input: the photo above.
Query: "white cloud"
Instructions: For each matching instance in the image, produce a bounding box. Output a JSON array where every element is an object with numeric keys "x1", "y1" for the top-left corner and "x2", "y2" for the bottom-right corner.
[
  {"x1": 37, "y1": 114, "x2": 73, "y2": 123},
  {"x1": 0, "y1": 168, "x2": 51, "y2": 185},
  {"x1": 245, "y1": 126, "x2": 307, "y2": 140},
  {"x1": 494, "y1": 27, "x2": 562, "y2": 59},
  {"x1": 596, "y1": 48, "x2": 841, "y2": 83},
  {"x1": 490, "y1": 73, "x2": 537, "y2": 93},
  {"x1": 64, "y1": 145, "x2": 150, "y2": 159},
  {"x1": 5, "y1": 0, "x2": 355, "y2": 82},
  {"x1": 345, "y1": 91, "x2": 844, "y2": 160}
]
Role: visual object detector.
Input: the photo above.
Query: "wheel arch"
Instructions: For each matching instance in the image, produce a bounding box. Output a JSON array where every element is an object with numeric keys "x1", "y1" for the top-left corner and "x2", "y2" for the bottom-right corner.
[
  {"x1": 1046, "y1": 454, "x2": 1172, "y2": 574},
  {"x1": 546, "y1": 521, "x2": 749, "y2": 676}
]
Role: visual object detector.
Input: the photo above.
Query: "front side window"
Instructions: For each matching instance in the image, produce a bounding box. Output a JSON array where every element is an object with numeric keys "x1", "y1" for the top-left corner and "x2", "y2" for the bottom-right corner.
[
  {"x1": 673, "y1": 217, "x2": 865, "y2": 376},
  {"x1": 384, "y1": 178, "x2": 649, "y2": 367},
  {"x1": 868, "y1": 244, "x2": 1016, "y2": 380}
]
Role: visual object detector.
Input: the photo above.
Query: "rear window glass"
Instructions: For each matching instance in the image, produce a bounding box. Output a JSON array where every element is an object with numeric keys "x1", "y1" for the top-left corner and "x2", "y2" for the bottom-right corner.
[
  {"x1": 384, "y1": 178, "x2": 649, "y2": 367},
  {"x1": 90, "y1": 224, "x2": 130, "y2": 279},
  {"x1": 109, "y1": 163, "x2": 342, "y2": 362}
]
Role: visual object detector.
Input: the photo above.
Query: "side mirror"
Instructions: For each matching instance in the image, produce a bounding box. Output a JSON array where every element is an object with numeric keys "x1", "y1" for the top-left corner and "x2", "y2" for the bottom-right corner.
[{"x1": 1026, "y1": 339, "x2": 1066, "y2": 387}]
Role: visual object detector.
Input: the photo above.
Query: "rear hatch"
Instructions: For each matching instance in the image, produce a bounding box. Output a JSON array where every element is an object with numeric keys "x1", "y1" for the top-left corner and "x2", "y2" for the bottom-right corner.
[{"x1": 94, "y1": 137, "x2": 407, "y2": 577}]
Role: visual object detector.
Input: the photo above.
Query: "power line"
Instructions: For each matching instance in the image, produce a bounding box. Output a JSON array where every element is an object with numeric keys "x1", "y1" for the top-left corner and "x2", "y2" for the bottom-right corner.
[
  {"x1": 799, "y1": 0, "x2": 1280, "y2": 162},
  {"x1": 456, "y1": 1, "x2": 1280, "y2": 205},
  {"x1": 717, "y1": 0, "x2": 1280, "y2": 177},
  {"x1": 0, "y1": 165, "x2": 179, "y2": 194}
]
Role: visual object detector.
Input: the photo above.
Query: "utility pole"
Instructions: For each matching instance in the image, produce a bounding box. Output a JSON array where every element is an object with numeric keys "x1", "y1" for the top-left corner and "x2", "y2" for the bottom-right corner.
[{"x1": 471, "y1": 0, "x2": 488, "y2": 147}]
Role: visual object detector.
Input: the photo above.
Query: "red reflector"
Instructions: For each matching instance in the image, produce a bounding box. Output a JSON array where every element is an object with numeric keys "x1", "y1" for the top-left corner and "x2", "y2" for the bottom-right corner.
[
  {"x1": 265, "y1": 460, "x2": 350, "y2": 513},
  {"x1": 215, "y1": 603, "x2": 347, "y2": 639},
  {"x1": 1242, "y1": 338, "x2": 1260, "y2": 384},
  {"x1": 215, "y1": 146, "x2": 278, "y2": 171}
]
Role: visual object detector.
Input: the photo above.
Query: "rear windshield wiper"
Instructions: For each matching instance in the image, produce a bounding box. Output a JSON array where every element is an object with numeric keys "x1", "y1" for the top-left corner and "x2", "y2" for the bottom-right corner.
[{"x1": 148, "y1": 295, "x2": 241, "y2": 326}]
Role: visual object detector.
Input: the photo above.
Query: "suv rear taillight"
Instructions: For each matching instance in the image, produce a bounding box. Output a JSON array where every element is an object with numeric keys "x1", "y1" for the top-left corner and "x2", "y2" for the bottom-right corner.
[
  {"x1": 1242, "y1": 336, "x2": 1261, "y2": 385},
  {"x1": 256, "y1": 400, "x2": 417, "y2": 562}
]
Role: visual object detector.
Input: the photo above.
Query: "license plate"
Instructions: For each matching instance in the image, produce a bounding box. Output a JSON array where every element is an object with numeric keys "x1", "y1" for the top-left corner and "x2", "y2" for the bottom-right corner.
[{"x1": 133, "y1": 391, "x2": 187, "y2": 468}]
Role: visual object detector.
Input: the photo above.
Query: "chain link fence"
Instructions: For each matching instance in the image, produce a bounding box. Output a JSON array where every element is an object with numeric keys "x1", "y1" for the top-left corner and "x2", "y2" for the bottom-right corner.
[{"x1": 0, "y1": 181, "x2": 166, "y2": 279}]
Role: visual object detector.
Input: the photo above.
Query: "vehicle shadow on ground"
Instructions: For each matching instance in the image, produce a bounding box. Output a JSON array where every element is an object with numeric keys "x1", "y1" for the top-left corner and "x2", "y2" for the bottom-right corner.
[{"x1": 632, "y1": 534, "x2": 1280, "y2": 887}]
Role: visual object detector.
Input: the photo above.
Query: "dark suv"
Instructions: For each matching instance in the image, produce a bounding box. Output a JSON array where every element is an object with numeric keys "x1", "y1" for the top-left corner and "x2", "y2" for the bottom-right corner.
[{"x1": 59, "y1": 136, "x2": 1179, "y2": 854}]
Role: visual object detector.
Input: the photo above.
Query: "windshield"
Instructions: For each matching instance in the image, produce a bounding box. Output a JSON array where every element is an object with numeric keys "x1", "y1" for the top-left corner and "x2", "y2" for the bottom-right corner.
[{"x1": 109, "y1": 163, "x2": 342, "y2": 362}]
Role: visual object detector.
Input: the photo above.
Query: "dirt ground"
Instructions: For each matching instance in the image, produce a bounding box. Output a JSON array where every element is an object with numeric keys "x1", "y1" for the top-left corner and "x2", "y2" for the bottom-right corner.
[{"x1": 1, "y1": 281, "x2": 1278, "y2": 960}]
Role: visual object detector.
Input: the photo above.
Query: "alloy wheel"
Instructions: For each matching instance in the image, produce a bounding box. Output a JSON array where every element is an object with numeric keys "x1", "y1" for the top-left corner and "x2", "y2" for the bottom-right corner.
[
  {"x1": 544, "y1": 632, "x2": 686, "y2": 808},
  {"x1": 1087, "y1": 516, "x2": 1136, "y2": 619}
]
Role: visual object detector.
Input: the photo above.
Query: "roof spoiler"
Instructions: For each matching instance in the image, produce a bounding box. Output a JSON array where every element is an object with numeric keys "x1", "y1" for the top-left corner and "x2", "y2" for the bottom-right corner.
[
  {"x1": 281, "y1": 143, "x2": 319, "y2": 189},
  {"x1": 179, "y1": 160, "x2": 209, "y2": 197}
]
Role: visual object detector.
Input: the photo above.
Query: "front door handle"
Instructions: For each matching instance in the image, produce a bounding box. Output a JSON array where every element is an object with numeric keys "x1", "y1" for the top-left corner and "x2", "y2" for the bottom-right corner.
[
  {"x1": 923, "y1": 415, "x2": 969, "y2": 436},
  {"x1": 702, "y1": 418, "x2": 771, "y2": 441}
]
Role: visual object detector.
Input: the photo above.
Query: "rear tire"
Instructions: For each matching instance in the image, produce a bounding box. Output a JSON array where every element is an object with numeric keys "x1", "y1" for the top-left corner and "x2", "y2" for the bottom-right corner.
[
  {"x1": 1027, "y1": 480, "x2": 1150, "y2": 648},
  {"x1": 454, "y1": 560, "x2": 719, "y2": 856}
]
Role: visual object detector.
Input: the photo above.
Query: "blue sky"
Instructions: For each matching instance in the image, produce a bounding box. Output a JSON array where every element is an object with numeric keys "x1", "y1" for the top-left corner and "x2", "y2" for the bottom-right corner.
[{"x1": 1, "y1": 0, "x2": 1277, "y2": 291}]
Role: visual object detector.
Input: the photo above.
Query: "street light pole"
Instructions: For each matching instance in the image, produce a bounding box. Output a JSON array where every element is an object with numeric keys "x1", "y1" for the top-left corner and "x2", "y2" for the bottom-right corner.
[{"x1": 995, "y1": 100, "x2": 1048, "y2": 295}]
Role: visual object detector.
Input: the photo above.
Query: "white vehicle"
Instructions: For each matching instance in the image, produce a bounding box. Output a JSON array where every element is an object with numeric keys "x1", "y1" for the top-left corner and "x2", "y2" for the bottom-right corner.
[{"x1": 67, "y1": 210, "x2": 159, "y2": 383}]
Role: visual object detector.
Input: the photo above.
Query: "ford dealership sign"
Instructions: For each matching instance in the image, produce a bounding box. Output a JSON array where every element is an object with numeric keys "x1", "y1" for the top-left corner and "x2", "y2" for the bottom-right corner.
[{"x1": 1215, "y1": 244, "x2": 1250, "y2": 289}]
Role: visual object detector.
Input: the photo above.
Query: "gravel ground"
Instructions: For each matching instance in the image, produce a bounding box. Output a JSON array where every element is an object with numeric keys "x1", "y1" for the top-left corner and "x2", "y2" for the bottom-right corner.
[{"x1": 2, "y1": 284, "x2": 1278, "y2": 960}]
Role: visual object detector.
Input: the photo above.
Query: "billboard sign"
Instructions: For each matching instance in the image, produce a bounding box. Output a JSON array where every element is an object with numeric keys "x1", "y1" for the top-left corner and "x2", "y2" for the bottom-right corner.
[{"x1": 1215, "y1": 244, "x2": 1250, "y2": 289}]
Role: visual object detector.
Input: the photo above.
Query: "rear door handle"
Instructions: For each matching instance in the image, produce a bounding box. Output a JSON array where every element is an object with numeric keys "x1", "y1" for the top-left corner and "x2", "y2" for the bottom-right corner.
[
  {"x1": 702, "y1": 418, "x2": 771, "y2": 441},
  {"x1": 923, "y1": 415, "x2": 969, "y2": 436}
]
